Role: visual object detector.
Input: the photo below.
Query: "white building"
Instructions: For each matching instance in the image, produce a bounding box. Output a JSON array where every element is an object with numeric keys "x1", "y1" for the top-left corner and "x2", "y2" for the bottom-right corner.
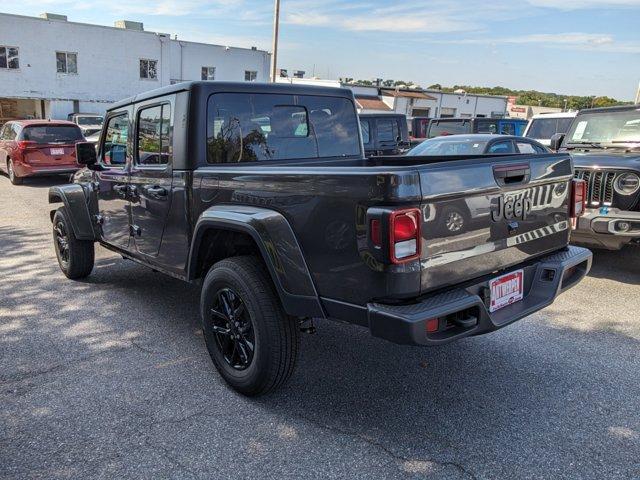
[{"x1": 0, "y1": 12, "x2": 270, "y2": 122}]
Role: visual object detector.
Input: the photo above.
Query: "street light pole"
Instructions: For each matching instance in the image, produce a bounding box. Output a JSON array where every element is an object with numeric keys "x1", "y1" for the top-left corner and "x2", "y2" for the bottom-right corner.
[{"x1": 270, "y1": 0, "x2": 281, "y2": 83}]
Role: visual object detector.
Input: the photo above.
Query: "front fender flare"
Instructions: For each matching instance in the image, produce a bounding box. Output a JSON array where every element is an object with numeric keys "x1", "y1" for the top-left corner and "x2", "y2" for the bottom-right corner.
[
  {"x1": 188, "y1": 205, "x2": 324, "y2": 319},
  {"x1": 49, "y1": 184, "x2": 97, "y2": 241}
]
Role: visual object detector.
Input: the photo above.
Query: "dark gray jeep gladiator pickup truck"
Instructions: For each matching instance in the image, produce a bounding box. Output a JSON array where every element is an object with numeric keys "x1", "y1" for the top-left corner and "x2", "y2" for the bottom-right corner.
[
  {"x1": 49, "y1": 81, "x2": 592, "y2": 395},
  {"x1": 550, "y1": 104, "x2": 640, "y2": 250}
]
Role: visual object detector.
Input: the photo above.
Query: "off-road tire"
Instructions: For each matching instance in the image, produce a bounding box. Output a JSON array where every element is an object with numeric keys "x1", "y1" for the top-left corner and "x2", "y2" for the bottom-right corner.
[
  {"x1": 52, "y1": 207, "x2": 95, "y2": 279},
  {"x1": 201, "y1": 256, "x2": 299, "y2": 396},
  {"x1": 7, "y1": 160, "x2": 23, "y2": 185}
]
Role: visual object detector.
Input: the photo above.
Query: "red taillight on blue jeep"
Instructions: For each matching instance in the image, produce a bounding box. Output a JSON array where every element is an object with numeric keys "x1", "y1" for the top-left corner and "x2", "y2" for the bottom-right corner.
[{"x1": 570, "y1": 179, "x2": 586, "y2": 218}]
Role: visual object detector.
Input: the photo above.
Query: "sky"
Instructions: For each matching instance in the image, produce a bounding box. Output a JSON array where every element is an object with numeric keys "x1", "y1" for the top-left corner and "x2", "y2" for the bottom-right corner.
[{"x1": 4, "y1": 0, "x2": 640, "y2": 100}]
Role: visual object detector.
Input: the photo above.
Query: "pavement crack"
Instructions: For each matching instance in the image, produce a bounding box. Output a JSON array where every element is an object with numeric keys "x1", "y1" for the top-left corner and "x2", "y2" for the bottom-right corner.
[{"x1": 299, "y1": 414, "x2": 478, "y2": 480}]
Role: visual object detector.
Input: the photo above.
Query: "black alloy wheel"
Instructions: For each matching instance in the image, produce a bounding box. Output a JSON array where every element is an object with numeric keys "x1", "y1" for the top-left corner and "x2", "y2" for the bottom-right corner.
[
  {"x1": 210, "y1": 288, "x2": 255, "y2": 370},
  {"x1": 54, "y1": 220, "x2": 70, "y2": 268}
]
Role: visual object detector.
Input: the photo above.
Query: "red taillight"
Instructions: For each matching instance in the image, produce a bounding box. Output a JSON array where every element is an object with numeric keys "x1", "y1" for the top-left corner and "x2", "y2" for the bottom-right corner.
[
  {"x1": 17, "y1": 141, "x2": 36, "y2": 150},
  {"x1": 570, "y1": 179, "x2": 586, "y2": 218},
  {"x1": 390, "y1": 208, "x2": 421, "y2": 263}
]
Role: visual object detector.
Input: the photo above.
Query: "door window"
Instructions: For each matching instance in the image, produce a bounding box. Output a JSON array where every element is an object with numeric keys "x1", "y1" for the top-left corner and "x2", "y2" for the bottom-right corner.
[
  {"x1": 102, "y1": 114, "x2": 129, "y2": 167},
  {"x1": 136, "y1": 104, "x2": 172, "y2": 166},
  {"x1": 487, "y1": 141, "x2": 516, "y2": 154},
  {"x1": 516, "y1": 142, "x2": 536, "y2": 154}
]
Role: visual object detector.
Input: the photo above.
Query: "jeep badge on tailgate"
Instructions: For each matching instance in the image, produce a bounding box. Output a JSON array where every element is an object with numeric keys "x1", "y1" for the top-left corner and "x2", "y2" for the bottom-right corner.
[{"x1": 491, "y1": 196, "x2": 532, "y2": 222}]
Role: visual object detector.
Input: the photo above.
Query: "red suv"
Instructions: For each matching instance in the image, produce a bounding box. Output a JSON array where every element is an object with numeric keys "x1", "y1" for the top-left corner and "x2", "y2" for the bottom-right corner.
[{"x1": 0, "y1": 120, "x2": 84, "y2": 185}]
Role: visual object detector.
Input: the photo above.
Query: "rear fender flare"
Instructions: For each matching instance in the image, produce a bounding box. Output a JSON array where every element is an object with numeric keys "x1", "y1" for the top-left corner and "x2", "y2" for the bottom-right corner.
[
  {"x1": 48, "y1": 184, "x2": 97, "y2": 241},
  {"x1": 188, "y1": 205, "x2": 324, "y2": 319}
]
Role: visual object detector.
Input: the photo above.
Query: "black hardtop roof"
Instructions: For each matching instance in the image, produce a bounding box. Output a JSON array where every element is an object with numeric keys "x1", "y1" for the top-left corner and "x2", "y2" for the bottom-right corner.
[
  {"x1": 431, "y1": 117, "x2": 526, "y2": 122},
  {"x1": 108, "y1": 81, "x2": 357, "y2": 111},
  {"x1": 577, "y1": 103, "x2": 640, "y2": 115},
  {"x1": 424, "y1": 134, "x2": 526, "y2": 141},
  {"x1": 358, "y1": 113, "x2": 406, "y2": 119}
]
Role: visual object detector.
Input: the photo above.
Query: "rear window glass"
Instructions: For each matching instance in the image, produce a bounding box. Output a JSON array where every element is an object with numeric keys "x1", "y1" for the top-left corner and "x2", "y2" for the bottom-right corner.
[
  {"x1": 428, "y1": 120, "x2": 470, "y2": 138},
  {"x1": 206, "y1": 93, "x2": 361, "y2": 163},
  {"x1": 21, "y1": 125, "x2": 83, "y2": 143},
  {"x1": 377, "y1": 118, "x2": 399, "y2": 142},
  {"x1": 475, "y1": 120, "x2": 499, "y2": 134}
]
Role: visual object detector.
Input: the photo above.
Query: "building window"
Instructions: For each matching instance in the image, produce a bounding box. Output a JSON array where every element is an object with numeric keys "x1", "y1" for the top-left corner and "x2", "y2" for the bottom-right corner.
[
  {"x1": 0, "y1": 46, "x2": 20, "y2": 69},
  {"x1": 56, "y1": 52, "x2": 77, "y2": 74},
  {"x1": 201, "y1": 66, "x2": 216, "y2": 81},
  {"x1": 244, "y1": 70, "x2": 257, "y2": 82},
  {"x1": 140, "y1": 59, "x2": 158, "y2": 80}
]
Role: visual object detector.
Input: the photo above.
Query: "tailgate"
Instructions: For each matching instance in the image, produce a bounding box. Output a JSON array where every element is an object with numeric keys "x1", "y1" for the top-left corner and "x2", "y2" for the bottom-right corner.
[{"x1": 418, "y1": 154, "x2": 573, "y2": 294}]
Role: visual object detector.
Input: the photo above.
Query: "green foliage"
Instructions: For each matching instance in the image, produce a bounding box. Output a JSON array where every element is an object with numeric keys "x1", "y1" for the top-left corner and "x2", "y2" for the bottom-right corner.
[
  {"x1": 347, "y1": 80, "x2": 629, "y2": 108},
  {"x1": 434, "y1": 85, "x2": 629, "y2": 109}
]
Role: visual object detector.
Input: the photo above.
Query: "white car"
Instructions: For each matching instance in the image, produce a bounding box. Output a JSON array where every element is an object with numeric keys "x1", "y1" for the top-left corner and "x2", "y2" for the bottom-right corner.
[{"x1": 524, "y1": 111, "x2": 577, "y2": 148}]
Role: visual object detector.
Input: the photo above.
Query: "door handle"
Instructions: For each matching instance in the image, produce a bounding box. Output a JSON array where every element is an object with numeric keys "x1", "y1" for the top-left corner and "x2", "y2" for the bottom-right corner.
[{"x1": 145, "y1": 186, "x2": 167, "y2": 197}]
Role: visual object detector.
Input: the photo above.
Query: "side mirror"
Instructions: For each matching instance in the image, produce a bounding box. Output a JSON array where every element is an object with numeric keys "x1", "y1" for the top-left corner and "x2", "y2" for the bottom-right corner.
[
  {"x1": 76, "y1": 141, "x2": 97, "y2": 168},
  {"x1": 550, "y1": 133, "x2": 565, "y2": 151}
]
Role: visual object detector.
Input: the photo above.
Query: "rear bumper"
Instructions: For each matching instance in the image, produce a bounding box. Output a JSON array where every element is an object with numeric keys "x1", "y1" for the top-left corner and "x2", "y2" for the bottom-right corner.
[
  {"x1": 571, "y1": 208, "x2": 640, "y2": 250},
  {"x1": 14, "y1": 162, "x2": 79, "y2": 178},
  {"x1": 364, "y1": 245, "x2": 592, "y2": 346}
]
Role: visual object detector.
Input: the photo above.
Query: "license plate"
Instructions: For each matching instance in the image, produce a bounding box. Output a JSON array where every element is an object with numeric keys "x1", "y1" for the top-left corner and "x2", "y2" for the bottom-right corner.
[
  {"x1": 489, "y1": 269, "x2": 524, "y2": 313},
  {"x1": 50, "y1": 148, "x2": 65, "y2": 155}
]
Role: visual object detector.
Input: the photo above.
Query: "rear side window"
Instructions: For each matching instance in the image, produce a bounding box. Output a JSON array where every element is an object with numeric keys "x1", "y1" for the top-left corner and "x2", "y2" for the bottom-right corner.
[
  {"x1": 377, "y1": 118, "x2": 399, "y2": 142},
  {"x1": 21, "y1": 125, "x2": 83, "y2": 143},
  {"x1": 137, "y1": 104, "x2": 172, "y2": 166},
  {"x1": 429, "y1": 120, "x2": 469, "y2": 137},
  {"x1": 206, "y1": 93, "x2": 361, "y2": 163},
  {"x1": 102, "y1": 114, "x2": 129, "y2": 166}
]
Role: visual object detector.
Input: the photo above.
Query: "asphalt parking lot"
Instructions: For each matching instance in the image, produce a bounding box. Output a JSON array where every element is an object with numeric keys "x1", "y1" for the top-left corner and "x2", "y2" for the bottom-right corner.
[{"x1": 1, "y1": 175, "x2": 639, "y2": 480}]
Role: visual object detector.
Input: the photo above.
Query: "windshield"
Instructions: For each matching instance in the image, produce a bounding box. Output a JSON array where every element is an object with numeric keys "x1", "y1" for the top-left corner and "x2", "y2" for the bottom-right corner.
[
  {"x1": 408, "y1": 137, "x2": 488, "y2": 156},
  {"x1": 564, "y1": 109, "x2": 640, "y2": 145},
  {"x1": 77, "y1": 116, "x2": 104, "y2": 126},
  {"x1": 527, "y1": 117, "x2": 574, "y2": 140},
  {"x1": 21, "y1": 125, "x2": 84, "y2": 143}
]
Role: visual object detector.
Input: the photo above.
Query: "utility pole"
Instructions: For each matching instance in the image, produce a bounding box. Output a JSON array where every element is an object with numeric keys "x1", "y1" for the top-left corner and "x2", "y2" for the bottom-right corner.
[{"x1": 270, "y1": 0, "x2": 281, "y2": 83}]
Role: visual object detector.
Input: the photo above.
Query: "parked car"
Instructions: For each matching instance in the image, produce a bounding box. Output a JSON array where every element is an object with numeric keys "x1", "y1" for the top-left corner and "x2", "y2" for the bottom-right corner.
[
  {"x1": 524, "y1": 111, "x2": 577, "y2": 148},
  {"x1": 0, "y1": 120, "x2": 83, "y2": 185},
  {"x1": 407, "y1": 134, "x2": 549, "y2": 156},
  {"x1": 426, "y1": 117, "x2": 528, "y2": 138},
  {"x1": 49, "y1": 81, "x2": 591, "y2": 396},
  {"x1": 85, "y1": 130, "x2": 101, "y2": 147},
  {"x1": 359, "y1": 113, "x2": 410, "y2": 156},
  {"x1": 551, "y1": 104, "x2": 640, "y2": 250},
  {"x1": 67, "y1": 113, "x2": 104, "y2": 137}
]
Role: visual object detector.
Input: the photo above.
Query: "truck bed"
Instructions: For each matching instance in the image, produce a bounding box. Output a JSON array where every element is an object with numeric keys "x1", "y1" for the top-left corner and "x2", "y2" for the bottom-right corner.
[{"x1": 192, "y1": 153, "x2": 574, "y2": 306}]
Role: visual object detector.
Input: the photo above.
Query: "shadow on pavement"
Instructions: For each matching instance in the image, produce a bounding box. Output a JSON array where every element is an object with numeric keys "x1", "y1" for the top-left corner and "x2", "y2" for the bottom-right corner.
[
  {"x1": 2, "y1": 221, "x2": 639, "y2": 479},
  {"x1": 586, "y1": 246, "x2": 640, "y2": 285}
]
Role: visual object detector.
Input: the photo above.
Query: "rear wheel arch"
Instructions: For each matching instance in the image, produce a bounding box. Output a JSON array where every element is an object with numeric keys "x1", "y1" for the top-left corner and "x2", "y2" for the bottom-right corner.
[{"x1": 188, "y1": 215, "x2": 324, "y2": 319}]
